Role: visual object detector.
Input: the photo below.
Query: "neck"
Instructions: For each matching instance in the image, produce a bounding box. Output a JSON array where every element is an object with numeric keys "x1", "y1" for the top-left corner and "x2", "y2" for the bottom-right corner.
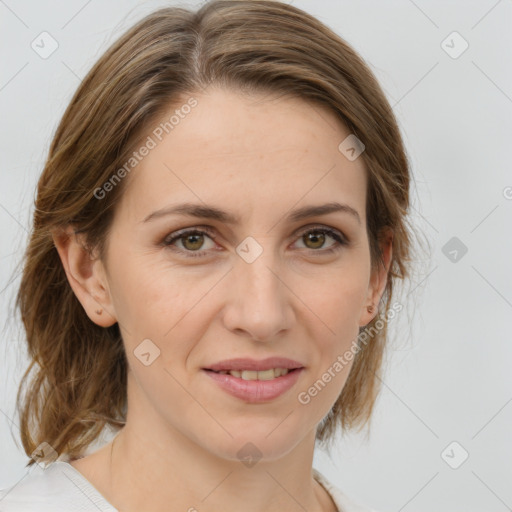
[{"x1": 107, "y1": 424, "x2": 335, "y2": 512}]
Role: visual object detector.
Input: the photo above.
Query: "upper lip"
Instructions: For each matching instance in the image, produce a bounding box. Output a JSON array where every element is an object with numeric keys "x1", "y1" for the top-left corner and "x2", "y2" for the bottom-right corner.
[{"x1": 204, "y1": 357, "x2": 304, "y2": 372}]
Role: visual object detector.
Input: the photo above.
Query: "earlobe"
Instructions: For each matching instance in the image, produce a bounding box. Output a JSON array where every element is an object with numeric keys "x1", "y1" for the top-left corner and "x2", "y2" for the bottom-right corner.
[
  {"x1": 52, "y1": 226, "x2": 117, "y2": 327},
  {"x1": 359, "y1": 227, "x2": 394, "y2": 327}
]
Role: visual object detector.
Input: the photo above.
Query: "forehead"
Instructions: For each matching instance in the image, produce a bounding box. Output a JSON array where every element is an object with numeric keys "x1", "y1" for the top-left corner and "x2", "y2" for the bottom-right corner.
[{"x1": 118, "y1": 87, "x2": 367, "y2": 225}]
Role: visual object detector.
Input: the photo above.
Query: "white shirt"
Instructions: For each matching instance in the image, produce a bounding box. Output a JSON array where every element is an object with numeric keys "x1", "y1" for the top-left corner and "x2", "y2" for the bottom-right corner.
[{"x1": 0, "y1": 461, "x2": 379, "y2": 512}]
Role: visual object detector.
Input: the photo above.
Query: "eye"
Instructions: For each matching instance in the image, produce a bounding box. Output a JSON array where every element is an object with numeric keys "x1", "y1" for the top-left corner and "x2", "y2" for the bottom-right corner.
[
  {"x1": 162, "y1": 224, "x2": 348, "y2": 258},
  {"x1": 163, "y1": 227, "x2": 217, "y2": 258},
  {"x1": 293, "y1": 225, "x2": 348, "y2": 253}
]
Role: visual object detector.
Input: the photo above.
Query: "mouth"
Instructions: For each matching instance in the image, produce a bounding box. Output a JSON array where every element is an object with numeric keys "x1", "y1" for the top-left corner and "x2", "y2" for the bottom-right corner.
[{"x1": 201, "y1": 357, "x2": 305, "y2": 402}]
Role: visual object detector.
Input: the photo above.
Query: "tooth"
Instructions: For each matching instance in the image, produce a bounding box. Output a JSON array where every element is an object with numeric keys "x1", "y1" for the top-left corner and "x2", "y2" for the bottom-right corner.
[
  {"x1": 257, "y1": 369, "x2": 276, "y2": 380},
  {"x1": 230, "y1": 368, "x2": 291, "y2": 380},
  {"x1": 241, "y1": 370, "x2": 258, "y2": 380}
]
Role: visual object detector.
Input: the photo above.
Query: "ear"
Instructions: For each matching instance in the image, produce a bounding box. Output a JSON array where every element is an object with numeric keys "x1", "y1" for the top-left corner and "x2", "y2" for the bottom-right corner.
[
  {"x1": 359, "y1": 227, "x2": 393, "y2": 327},
  {"x1": 52, "y1": 226, "x2": 117, "y2": 327}
]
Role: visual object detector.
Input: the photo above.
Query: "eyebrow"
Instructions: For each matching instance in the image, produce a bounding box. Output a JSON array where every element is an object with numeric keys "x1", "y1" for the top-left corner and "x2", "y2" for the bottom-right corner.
[{"x1": 142, "y1": 201, "x2": 361, "y2": 225}]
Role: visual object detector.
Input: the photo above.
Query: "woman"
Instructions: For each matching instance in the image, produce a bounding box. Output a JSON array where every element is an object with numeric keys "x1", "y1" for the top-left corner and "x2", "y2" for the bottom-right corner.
[{"x1": 1, "y1": 1, "x2": 416, "y2": 510}]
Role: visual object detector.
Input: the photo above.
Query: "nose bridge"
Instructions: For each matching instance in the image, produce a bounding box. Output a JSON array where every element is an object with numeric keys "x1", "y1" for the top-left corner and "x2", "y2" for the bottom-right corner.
[
  {"x1": 225, "y1": 236, "x2": 292, "y2": 340},
  {"x1": 241, "y1": 248, "x2": 279, "y2": 300}
]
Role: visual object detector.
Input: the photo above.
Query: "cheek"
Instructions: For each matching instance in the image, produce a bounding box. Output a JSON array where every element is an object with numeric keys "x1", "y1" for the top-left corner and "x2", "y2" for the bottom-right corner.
[
  {"x1": 295, "y1": 263, "x2": 370, "y2": 333},
  {"x1": 107, "y1": 252, "x2": 189, "y2": 330},
  {"x1": 109, "y1": 259, "x2": 214, "y2": 376}
]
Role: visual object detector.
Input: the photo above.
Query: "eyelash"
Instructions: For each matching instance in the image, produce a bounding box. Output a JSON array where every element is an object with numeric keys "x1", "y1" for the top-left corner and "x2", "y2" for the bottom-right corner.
[{"x1": 162, "y1": 224, "x2": 348, "y2": 259}]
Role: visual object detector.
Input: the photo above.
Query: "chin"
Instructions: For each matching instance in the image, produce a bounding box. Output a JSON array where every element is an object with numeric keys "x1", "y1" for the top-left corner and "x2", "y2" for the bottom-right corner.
[{"x1": 201, "y1": 425, "x2": 307, "y2": 464}]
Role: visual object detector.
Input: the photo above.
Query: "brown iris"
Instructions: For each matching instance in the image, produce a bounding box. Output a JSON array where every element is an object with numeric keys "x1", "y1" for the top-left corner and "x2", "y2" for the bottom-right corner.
[
  {"x1": 303, "y1": 231, "x2": 325, "y2": 249},
  {"x1": 182, "y1": 232, "x2": 205, "y2": 251}
]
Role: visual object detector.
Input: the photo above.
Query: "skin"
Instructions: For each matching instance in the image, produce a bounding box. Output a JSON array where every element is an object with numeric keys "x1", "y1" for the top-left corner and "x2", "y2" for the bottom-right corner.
[{"x1": 53, "y1": 86, "x2": 392, "y2": 512}]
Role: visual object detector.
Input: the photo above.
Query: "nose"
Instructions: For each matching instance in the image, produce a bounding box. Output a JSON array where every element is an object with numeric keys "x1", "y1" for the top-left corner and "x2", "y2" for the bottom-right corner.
[{"x1": 221, "y1": 245, "x2": 294, "y2": 342}]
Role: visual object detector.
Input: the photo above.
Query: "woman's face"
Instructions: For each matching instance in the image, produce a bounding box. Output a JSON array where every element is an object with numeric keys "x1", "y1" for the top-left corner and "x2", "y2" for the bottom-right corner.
[{"x1": 95, "y1": 87, "x2": 388, "y2": 462}]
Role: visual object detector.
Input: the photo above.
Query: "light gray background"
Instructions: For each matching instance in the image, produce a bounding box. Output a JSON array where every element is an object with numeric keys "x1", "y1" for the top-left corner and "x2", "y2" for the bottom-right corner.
[{"x1": 1, "y1": 1, "x2": 511, "y2": 511}]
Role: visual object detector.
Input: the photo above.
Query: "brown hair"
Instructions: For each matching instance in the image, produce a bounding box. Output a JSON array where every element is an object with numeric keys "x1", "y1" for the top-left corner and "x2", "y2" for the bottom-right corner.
[{"x1": 14, "y1": 0, "x2": 419, "y2": 465}]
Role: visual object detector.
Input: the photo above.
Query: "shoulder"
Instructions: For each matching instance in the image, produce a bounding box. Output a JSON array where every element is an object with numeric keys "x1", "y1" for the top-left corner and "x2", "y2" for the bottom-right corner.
[
  {"x1": 313, "y1": 468, "x2": 383, "y2": 512},
  {"x1": 0, "y1": 461, "x2": 117, "y2": 512}
]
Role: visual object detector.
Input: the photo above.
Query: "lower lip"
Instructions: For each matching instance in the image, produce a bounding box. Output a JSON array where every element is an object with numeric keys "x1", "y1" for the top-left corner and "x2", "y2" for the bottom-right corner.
[{"x1": 202, "y1": 368, "x2": 304, "y2": 403}]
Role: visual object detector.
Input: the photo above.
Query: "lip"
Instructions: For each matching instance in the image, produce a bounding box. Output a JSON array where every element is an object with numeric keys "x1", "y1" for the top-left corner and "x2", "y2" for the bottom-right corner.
[
  {"x1": 203, "y1": 367, "x2": 305, "y2": 403},
  {"x1": 203, "y1": 357, "x2": 304, "y2": 372}
]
